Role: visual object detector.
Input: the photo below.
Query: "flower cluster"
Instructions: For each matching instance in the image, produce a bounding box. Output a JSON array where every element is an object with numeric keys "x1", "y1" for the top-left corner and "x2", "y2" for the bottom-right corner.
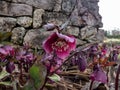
[{"x1": 0, "y1": 45, "x2": 36, "y2": 73}]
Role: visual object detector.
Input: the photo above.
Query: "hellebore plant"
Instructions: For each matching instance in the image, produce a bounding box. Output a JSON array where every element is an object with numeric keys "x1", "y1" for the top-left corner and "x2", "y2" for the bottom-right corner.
[
  {"x1": 90, "y1": 64, "x2": 107, "y2": 84},
  {"x1": 1, "y1": 23, "x2": 120, "y2": 90}
]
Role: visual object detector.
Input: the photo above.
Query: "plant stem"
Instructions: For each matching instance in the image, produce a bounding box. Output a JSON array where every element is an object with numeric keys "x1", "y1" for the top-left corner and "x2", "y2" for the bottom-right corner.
[
  {"x1": 40, "y1": 53, "x2": 56, "y2": 90},
  {"x1": 115, "y1": 64, "x2": 120, "y2": 90},
  {"x1": 89, "y1": 80, "x2": 94, "y2": 90}
]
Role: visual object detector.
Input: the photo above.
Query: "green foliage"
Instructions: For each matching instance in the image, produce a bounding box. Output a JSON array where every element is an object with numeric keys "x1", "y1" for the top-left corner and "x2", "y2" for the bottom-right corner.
[
  {"x1": 106, "y1": 35, "x2": 120, "y2": 39},
  {"x1": 48, "y1": 74, "x2": 61, "y2": 82},
  {"x1": 0, "y1": 70, "x2": 12, "y2": 86},
  {"x1": 23, "y1": 63, "x2": 47, "y2": 90},
  {"x1": 0, "y1": 70, "x2": 9, "y2": 80}
]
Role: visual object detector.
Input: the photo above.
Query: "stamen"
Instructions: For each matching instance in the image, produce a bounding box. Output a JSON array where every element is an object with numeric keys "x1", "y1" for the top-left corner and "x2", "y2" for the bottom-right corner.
[{"x1": 51, "y1": 39, "x2": 69, "y2": 52}]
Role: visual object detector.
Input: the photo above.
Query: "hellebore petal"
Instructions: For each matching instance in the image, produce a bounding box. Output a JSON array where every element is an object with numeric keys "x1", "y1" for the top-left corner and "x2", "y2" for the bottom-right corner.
[
  {"x1": 3, "y1": 45, "x2": 15, "y2": 56},
  {"x1": 43, "y1": 32, "x2": 76, "y2": 59},
  {"x1": 6, "y1": 62, "x2": 15, "y2": 73},
  {"x1": 90, "y1": 65, "x2": 107, "y2": 83},
  {"x1": 43, "y1": 23, "x2": 56, "y2": 31},
  {"x1": 0, "y1": 48, "x2": 7, "y2": 55}
]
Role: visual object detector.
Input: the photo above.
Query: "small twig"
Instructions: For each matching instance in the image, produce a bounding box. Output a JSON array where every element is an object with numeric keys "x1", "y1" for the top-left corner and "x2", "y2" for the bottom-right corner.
[
  {"x1": 89, "y1": 80, "x2": 94, "y2": 90},
  {"x1": 115, "y1": 64, "x2": 120, "y2": 90}
]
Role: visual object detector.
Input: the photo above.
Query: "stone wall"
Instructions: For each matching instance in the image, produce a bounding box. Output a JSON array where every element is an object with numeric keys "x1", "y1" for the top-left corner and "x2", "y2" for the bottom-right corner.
[{"x1": 0, "y1": 0, "x2": 104, "y2": 48}]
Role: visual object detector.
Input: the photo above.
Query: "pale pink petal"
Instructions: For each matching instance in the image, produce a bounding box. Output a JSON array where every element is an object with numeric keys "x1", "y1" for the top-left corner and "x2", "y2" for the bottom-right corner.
[
  {"x1": 43, "y1": 23, "x2": 56, "y2": 31},
  {"x1": 57, "y1": 32, "x2": 75, "y2": 43},
  {"x1": 56, "y1": 48, "x2": 71, "y2": 59},
  {"x1": 68, "y1": 39, "x2": 76, "y2": 51},
  {"x1": 0, "y1": 48, "x2": 8, "y2": 55}
]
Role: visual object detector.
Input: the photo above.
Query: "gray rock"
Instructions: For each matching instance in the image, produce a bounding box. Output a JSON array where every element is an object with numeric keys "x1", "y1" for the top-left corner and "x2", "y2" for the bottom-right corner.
[
  {"x1": 76, "y1": 39, "x2": 87, "y2": 46},
  {"x1": 80, "y1": 26, "x2": 97, "y2": 39},
  {"x1": 43, "y1": 12, "x2": 68, "y2": 25},
  {"x1": 82, "y1": 12, "x2": 97, "y2": 26},
  {"x1": 33, "y1": 9, "x2": 45, "y2": 28},
  {"x1": 11, "y1": 27, "x2": 26, "y2": 44},
  {"x1": 62, "y1": 0, "x2": 77, "y2": 14},
  {"x1": 17, "y1": 17, "x2": 32, "y2": 28},
  {"x1": 95, "y1": 29, "x2": 104, "y2": 42},
  {"x1": 54, "y1": 0, "x2": 62, "y2": 11},
  {"x1": 0, "y1": 17, "x2": 16, "y2": 32},
  {"x1": 81, "y1": 0, "x2": 102, "y2": 27},
  {"x1": 0, "y1": 1, "x2": 32, "y2": 16},
  {"x1": 70, "y1": 9, "x2": 85, "y2": 26},
  {"x1": 63, "y1": 26, "x2": 79, "y2": 36},
  {"x1": 12, "y1": 0, "x2": 55, "y2": 10},
  {"x1": 24, "y1": 29, "x2": 55, "y2": 49}
]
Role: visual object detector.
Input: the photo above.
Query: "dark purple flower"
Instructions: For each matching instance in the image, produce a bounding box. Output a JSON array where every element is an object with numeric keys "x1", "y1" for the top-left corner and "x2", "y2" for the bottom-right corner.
[
  {"x1": 43, "y1": 32, "x2": 76, "y2": 59},
  {"x1": 6, "y1": 62, "x2": 15, "y2": 73},
  {"x1": 16, "y1": 49, "x2": 36, "y2": 63},
  {"x1": 90, "y1": 65, "x2": 107, "y2": 83},
  {"x1": 75, "y1": 52, "x2": 87, "y2": 72},
  {"x1": 0, "y1": 45, "x2": 15, "y2": 64},
  {"x1": 89, "y1": 44, "x2": 99, "y2": 58}
]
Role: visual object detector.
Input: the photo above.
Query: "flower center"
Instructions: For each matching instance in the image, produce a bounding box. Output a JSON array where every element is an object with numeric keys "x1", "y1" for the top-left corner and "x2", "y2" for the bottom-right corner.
[{"x1": 52, "y1": 39, "x2": 69, "y2": 52}]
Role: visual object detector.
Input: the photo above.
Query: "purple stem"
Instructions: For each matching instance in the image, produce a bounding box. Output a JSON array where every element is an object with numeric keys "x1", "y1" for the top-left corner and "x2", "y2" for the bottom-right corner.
[
  {"x1": 40, "y1": 53, "x2": 56, "y2": 90},
  {"x1": 115, "y1": 64, "x2": 120, "y2": 90}
]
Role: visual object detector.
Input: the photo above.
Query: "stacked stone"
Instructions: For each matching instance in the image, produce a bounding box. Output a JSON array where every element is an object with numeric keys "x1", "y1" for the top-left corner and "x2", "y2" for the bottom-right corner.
[{"x1": 0, "y1": 0, "x2": 104, "y2": 48}]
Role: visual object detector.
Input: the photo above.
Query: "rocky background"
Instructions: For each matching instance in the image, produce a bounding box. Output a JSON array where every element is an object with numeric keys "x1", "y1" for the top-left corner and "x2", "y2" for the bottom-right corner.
[{"x1": 0, "y1": 0, "x2": 104, "y2": 48}]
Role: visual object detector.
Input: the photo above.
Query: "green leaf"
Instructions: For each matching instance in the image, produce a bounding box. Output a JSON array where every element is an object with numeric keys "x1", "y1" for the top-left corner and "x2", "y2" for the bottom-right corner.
[
  {"x1": 0, "y1": 70, "x2": 9, "y2": 80},
  {"x1": 48, "y1": 74, "x2": 61, "y2": 82},
  {"x1": 29, "y1": 63, "x2": 47, "y2": 89},
  {"x1": 0, "y1": 81, "x2": 12, "y2": 86}
]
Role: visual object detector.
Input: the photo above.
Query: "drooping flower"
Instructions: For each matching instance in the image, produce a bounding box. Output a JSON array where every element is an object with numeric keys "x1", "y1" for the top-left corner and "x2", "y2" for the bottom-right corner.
[
  {"x1": 90, "y1": 64, "x2": 107, "y2": 83},
  {"x1": 16, "y1": 48, "x2": 36, "y2": 63},
  {"x1": 74, "y1": 52, "x2": 87, "y2": 72},
  {"x1": 42, "y1": 32, "x2": 76, "y2": 59},
  {"x1": 6, "y1": 62, "x2": 15, "y2": 73},
  {"x1": 89, "y1": 44, "x2": 99, "y2": 58},
  {"x1": 3, "y1": 45, "x2": 15, "y2": 56}
]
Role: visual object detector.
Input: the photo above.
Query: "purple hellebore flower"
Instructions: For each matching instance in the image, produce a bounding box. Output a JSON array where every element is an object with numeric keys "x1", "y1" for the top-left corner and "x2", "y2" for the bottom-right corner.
[
  {"x1": 88, "y1": 44, "x2": 99, "y2": 58},
  {"x1": 16, "y1": 49, "x2": 36, "y2": 63},
  {"x1": 6, "y1": 62, "x2": 15, "y2": 73},
  {"x1": 0, "y1": 45, "x2": 15, "y2": 63},
  {"x1": 43, "y1": 32, "x2": 76, "y2": 59},
  {"x1": 90, "y1": 65, "x2": 107, "y2": 83},
  {"x1": 3, "y1": 45, "x2": 15, "y2": 56},
  {"x1": 75, "y1": 52, "x2": 87, "y2": 72}
]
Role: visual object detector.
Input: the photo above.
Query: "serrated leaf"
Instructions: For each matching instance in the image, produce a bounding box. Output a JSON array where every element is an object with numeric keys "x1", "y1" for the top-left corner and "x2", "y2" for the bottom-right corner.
[
  {"x1": 0, "y1": 81, "x2": 12, "y2": 86},
  {"x1": 29, "y1": 63, "x2": 47, "y2": 89},
  {"x1": 0, "y1": 70, "x2": 9, "y2": 80},
  {"x1": 48, "y1": 74, "x2": 61, "y2": 82}
]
